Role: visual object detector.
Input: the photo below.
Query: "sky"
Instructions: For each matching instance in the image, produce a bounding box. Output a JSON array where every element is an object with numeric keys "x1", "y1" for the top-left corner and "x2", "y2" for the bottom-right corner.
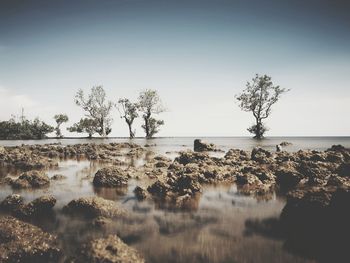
[{"x1": 0, "y1": 0, "x2": 350, "y2": 137}]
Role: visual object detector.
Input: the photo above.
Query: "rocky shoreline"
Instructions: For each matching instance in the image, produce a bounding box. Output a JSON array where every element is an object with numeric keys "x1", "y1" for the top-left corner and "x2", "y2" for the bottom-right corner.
[{"x1": 0, "y1": 141, "x2": 349, "y2": 262}]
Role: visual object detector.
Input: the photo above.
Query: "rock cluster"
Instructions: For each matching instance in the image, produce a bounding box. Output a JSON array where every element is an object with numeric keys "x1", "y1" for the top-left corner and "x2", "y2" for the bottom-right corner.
[
  {"x1": 135, "y1": 144, "x2": 350, "y2": 209},
  {"x1": 0, "y1": 194, "x2": 56, "y2": 219},
  {"x1": 0, "y1": 216, "x2": 61, "y2": 262},
  {"x1": 0, "y1": 142, "x2": 146, "y2": 170},
  {"x1": 93, "y1": 167, "x2": 129, "y2": 187},
  {"x1": 193, "y1": 139, "x2": 221, "y2": 152},
  {"x1": 62, "y1": 196, "x2": 127, "y2": 219},
  {"x1": 7, "y1": 170, "x2": 50, "y2": 189},
  {"x1": 76, "y1": 235, "x2": 145, "y2": 263}
]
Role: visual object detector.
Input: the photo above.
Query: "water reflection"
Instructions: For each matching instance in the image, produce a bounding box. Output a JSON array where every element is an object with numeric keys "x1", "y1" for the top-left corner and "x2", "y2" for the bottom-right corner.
[{"x1": 0, "y1": 156, "x2": 315, "y2": 263}]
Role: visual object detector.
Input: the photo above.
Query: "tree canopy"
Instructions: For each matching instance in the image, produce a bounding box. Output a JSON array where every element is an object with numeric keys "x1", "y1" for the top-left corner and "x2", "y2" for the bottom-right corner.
[
  {"x1": 138, "y1": 89, "x2": 165, "y2": 138},
  {"x1": 235, "y1": 74, "x2": 289, "y2": 139},
  {"x1": 117, "y1": 98, "x2": 139, "y2": 138},
  {"x1": 75, "y1": 86, "x2": 113, "y2": 137}
]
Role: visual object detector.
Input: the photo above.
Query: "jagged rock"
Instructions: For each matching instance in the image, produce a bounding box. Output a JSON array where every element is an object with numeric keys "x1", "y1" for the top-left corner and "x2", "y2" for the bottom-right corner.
[
  {"x1": 175, "y1": 150, "x2": 209, "y2": 165},
  {"x1": 194, "y1": 139, "x2": 220, "y2": 152},
  {"x1": 134, "y1": 186, "x2": 148, "y2": 200},
  {"x1": 19, "y1": 195, "x2": 57, "y2": 218},
  {"x1": 0, "y1": 194, "x2": 24, "y2": 212},
  {"x1": 0, "y1": 216, "x2": 61, "y2": 262},
  {"x1": 51, "y1": 174, "x2": 67, "y2": 180},
  {"x1": 0, "y1": 195, "x2": 56, "y2": 219},
  {"x1": 63, "y1": 196, "x2": 127, "y2": 219},
  {"x1": 77, "y1": 235, "x2": 144, "y2": 263},
  {"x1": 251, "y1": 147, "x2": 273, "y2": 163},
  {"x1": 275, "y1": 168, "x2": 303, "y2": 190},
  {"x1": 280, "y1": 141, "x2": 292, "y2": 146},
  {"x1": 10, "y1": 171, "x2": 50, "y2": 189},
  {"x1": 337, "y1": 162, "x2": 350, "y2": 177},
  {"x1": 93, "y1": 167, "x2": 128, "y2": 187}
]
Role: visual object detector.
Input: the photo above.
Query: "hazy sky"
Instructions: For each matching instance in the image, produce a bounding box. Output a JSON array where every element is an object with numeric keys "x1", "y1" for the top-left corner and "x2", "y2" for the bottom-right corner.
[{"x1": 1, "y1": 0, "x2": 350, "y2": 137}]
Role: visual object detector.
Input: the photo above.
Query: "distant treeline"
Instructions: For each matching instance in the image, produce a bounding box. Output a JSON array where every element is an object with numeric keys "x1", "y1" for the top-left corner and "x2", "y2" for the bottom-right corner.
[
  {"x1": 0, "y1": 74, "x2": 289, "y2": 140},
  {"x1": 0, "y1": 118, "x2": 54, "y2": 140}
]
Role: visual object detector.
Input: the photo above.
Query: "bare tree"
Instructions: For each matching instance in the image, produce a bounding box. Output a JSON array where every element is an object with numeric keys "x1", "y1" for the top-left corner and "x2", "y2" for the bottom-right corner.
[
  {"x1": 138, "y1": 89, "x2": 165, "y2": 138},
  {"x1": 117, "y1": 98, "x2": 139, "y2": 138},
  {"x1": 75, "y1": 86, "x2": 113, "y2": 137},
  {"x1": 235, "y1": 74, "x2": 289, "y2": 139},
  {"x1": 53, "y1": 114, "x2": 69, "y2": 138}
]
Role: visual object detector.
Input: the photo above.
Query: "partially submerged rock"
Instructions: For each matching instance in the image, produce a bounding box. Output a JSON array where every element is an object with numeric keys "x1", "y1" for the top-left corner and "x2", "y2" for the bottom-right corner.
[
  {"x1": 0, "y1": 194, "x2": 56, "y2": 219},
  {"x1": 0, "y1": 216, "x2": 61, "y2": 262},
  {"x1": 51, "y1": 174, "x2": 67, "y2": 180},
  {"x1": 193, "y1": 139, "x2": 220, "y2": 152},
  {"x1": 275, "y1": 169, "x2": 303, "y2": 190},
  {"x1": 77, "y1": 235, "x2": 145, "y2": 263},
  {"x1": 9, "y1": 170, "x2": 50, "y2": 189},
  {"x1": 93, "y1": 167, "x2": 129, "y2": 187},
  {"x1": 251, "y1": 147, "x2": 273, "y2": 163},
  {"x1": 63, "y1": 196, "x2": 127, "y2": 219},
  {"x1": 134, "y1": 186, "x2": 148, "y2": 200}
]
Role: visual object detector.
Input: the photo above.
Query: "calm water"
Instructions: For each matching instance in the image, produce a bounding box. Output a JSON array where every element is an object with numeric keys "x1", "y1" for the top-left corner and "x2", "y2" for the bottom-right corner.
[
  {"x1": 1, "y1": 137, "x2": 348, "y2": 263},
  {"x1": 1, "y1": 136, "x2": 350, "y2": 154}
]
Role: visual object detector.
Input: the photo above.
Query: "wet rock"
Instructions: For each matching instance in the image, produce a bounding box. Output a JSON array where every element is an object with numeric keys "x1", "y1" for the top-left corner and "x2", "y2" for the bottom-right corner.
[
  {"x1": 337, "y1": 162, "x2": 350, "y2": 177},
  {"x1": 63, "y1": 196, "x2": 127, "y2": 219},
  {"x1": 19, "y1": 195, "x2": 57, "y2": 218},
  {"x1": 0, "y1": 195, "x2": 56, "y2": 219},
  {"x1": 280, "y1": 141, "x2": 292, "y2": 147},
  {"x1": 77, "y1": 235, "x2": 145, "y2": 263},
  {"x1": 0, "y1": 216, "x2": 61, "y2": 262},
  {"x1": 147, "y1": 180, "x2": 170, "y2": 198},
  {"x1": 194, "y1": 139, "x2": 220, "y2": 152},
  {"x1": 277, "y1": 186, "x2": 350, "y2": 262},
  {"x1": 93, "y1": 167, "x2": 128, "y2": 187},
  {"x1": 134, "y1": 186, "x2": 148, "y2": 200},
  {"x1": 51, "y1": 174, "x2": 67, "y2": 180},
  {"x1": 175, "y1": 150, "x2": 209, "y2": 165},
  {"x1": 251, "y1": 147, "x2": 273, "y2": 163},
  {"x1": 327, "y1": 144, "x2": 346, "y2": 152},
  {"x1": 0, "y1": 194, "x2": 24, "y2": 212},
  {"x1": 10, "y1": 170, "x2": 50, "y2": 189},
  {"x1": 224, "y1": 149, "x2": 250, "y2": 161},
  {"x1": 276, "y1": 145, "x2": 282, "y2": 152},
  {"x1": 275, "y1": 169, "x2": 303, "y2": 190}
]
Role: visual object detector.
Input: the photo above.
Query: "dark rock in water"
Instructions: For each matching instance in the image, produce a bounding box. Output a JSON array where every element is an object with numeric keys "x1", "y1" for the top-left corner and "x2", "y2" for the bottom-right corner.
[
  {"x1": 0, "y1": 194, "x2": 24, "y2": 212},
  {"x1": 0, "y1": 216, "x2": 61, "y2": 262},
  {"x1": 251, "y1": 147, "x2": 273, "y2": 163},
  {"x1": 63, "y1": 196, "x2": 127, "y2": 219},
  {"x1": 276, "y1": 144, "x2": 282, "y2": 152},
  {"x1": 0, "y1": 194, "x2": 56, "y2": 219},
  {"x1": 337, "y1": 162, "x2": 350, "y2": 177},
  {"x1": 77, "y1": 235, "x2": 144, "y2": 263},
  {"x1": 51, "y1": 174, "x2": 67, "y2": 180},
  {"x1": 275, "y1": 169, "x2": 303, "y2": 190},
  {"x1": 224, "y1": 149, "x2": 250, "y2": 161},
  {"x1": 280, "y1": 141, "x2": 292, "y2": 147},
  {"x1": 134, "y1": 186, "x2": 148, "y2": 200},
  {"x1": 279, "y1": 186, "x2": 349, "y2": 262},
  {"x1": 175, "y1": 150, "x2": 209, "y2": 165},
  {"x1": 93, "y1": 167, "x2": 128, "y2": 187},
  {"x1": 10, "y1": 171, "x2": 50, "y2": 189},
  {"x1": 147, "y1": 180, "x2": 170, "y2": 198},
  {"x1": 193, "y1": 139, "x2": 219, "y2": 152},
  {"x1": 327, "y1": 144, "x2": 346, "y2": 152},
  {"x1": 19, "y1": 195, "x2": 57, "y2": 218}
]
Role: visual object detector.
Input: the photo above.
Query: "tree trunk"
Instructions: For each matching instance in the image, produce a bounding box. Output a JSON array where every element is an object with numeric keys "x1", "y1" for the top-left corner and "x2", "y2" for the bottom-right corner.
[
  {"x1": 101, "y1": 119, "x2": 106, "y2": 137},
  {"x1": 127, "y1": 122, "x2": 134, "y2": 139},
  {"x1": 255, "y1": 118, "x2": 263, "y2": 139},
  {"x1": 144, "y1": 111, "x2": 151, "y2": 138}
]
